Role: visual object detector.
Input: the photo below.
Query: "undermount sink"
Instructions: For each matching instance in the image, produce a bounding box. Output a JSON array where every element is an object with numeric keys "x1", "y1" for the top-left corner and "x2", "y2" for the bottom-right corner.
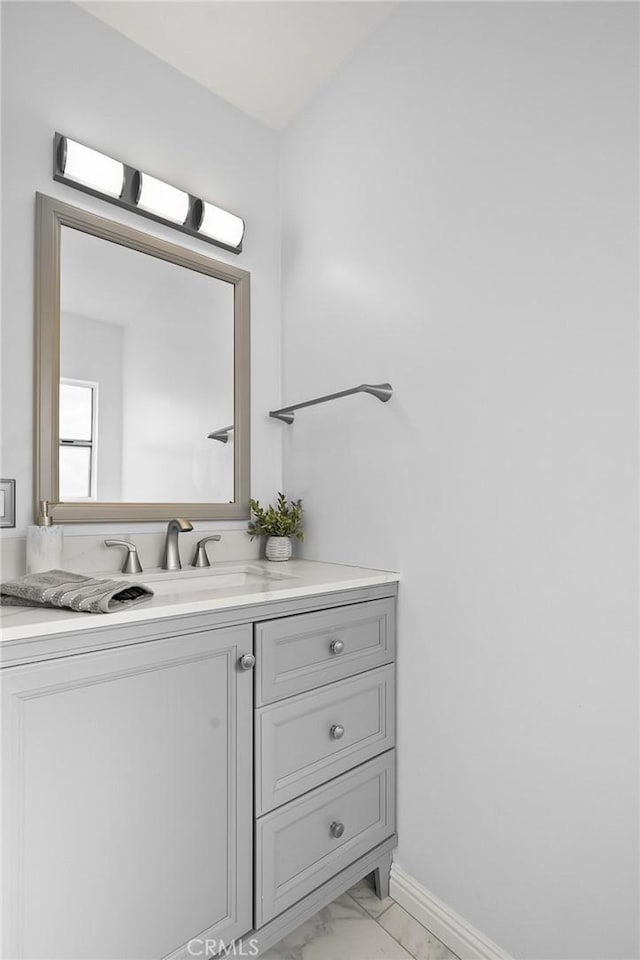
[{"x1": 129, "y1": 563, "x2": 298, "y2": 597}]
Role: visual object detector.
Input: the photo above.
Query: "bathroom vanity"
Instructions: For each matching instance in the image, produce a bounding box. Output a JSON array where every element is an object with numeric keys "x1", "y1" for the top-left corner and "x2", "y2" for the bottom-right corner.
[{"x1": 1, "y1": 560, "x2": 398, "y2": 959}]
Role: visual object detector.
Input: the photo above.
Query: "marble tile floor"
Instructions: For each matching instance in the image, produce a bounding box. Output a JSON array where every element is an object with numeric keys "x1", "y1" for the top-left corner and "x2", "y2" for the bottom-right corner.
[{"x1": 262, "y1": 874, "x2": 460, "y2": 960}]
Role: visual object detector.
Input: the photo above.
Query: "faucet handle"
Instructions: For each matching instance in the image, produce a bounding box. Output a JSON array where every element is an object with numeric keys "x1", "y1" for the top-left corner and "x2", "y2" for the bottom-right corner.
[
  {"x1": 104, "y1": 540, "x2": 143, "y2": 575},
  {"x1": 191, "y1": 535, "x2": 222, "y2": 568}
]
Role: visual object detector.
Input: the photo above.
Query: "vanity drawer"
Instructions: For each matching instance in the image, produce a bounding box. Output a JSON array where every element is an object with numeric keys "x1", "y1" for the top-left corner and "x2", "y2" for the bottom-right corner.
[
  {"x1": 255, "y1": 598, "x2": 395, "y2": 704},
  {"x1": 255, "y1": 751, "x2": 395, "y2": 926},
  {"x1": 256, "y1": 665, "x2": 395, "y2": 815}
]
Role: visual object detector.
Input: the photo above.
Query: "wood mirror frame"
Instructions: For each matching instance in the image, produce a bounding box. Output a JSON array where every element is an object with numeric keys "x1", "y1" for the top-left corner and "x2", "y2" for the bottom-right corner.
[{"x1": 34, "y1": 193, "x2": 250, "y2": 523}]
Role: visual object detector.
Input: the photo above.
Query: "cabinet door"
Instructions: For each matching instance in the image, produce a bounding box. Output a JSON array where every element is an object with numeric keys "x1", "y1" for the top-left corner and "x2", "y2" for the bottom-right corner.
[{"x1": 2, "y1": 625, "x2": 253, "y2": 960}]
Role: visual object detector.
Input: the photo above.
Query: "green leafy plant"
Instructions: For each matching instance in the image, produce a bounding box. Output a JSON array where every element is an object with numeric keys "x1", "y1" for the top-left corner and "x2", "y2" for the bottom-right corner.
[{"x1": 248, "y1": 492, "x2": 304, "y2": 541}]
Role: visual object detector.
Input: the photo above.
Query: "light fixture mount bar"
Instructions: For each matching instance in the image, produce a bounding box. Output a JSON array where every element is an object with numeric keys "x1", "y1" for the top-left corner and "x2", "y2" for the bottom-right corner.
[{"x1": 52, "y1": 133, "x2": 244, "y2": 254}]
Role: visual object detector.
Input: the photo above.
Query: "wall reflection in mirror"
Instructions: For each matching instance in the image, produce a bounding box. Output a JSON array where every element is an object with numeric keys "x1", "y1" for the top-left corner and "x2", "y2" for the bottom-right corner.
[{"x1": 59, "y1": 227, "x2": 235, "y2": 504}]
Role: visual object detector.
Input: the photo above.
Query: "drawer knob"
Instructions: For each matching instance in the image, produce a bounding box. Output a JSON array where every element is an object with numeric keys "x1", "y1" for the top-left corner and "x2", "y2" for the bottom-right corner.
[
  {"x1": 330, "y1": 724, "x2": 345, "y2": 740},
  {"x1": 330, "y1": 821, "x2": 345, "y2": 839},
  {"x1": 238, "y1": 653, "x2": 255, "y2": 670},
  {"x1": 329, "y1": 639, "x2": 344, "y2": 655}
]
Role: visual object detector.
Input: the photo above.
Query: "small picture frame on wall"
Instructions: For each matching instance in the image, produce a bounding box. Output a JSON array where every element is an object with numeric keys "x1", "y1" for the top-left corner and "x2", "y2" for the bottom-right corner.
[{"x1": 0, "y1": 479, "x2": 16, "y2": 528}]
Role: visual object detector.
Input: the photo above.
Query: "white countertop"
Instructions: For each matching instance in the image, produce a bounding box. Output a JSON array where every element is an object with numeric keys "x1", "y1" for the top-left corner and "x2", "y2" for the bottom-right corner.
[{"x1": 0, "y1": 559, "x2": 399, "y2": 644}]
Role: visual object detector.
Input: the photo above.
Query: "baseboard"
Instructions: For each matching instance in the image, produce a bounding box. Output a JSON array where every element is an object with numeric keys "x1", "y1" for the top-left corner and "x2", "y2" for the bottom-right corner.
[{"x1": 389, "y1": 864, "x2": 512, "y2": 960}]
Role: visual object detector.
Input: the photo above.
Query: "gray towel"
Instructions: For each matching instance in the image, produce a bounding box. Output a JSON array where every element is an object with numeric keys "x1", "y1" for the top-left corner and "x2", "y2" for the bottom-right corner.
[{"x1": 0, "y1": 569, "x2": 154, "y2": 614}]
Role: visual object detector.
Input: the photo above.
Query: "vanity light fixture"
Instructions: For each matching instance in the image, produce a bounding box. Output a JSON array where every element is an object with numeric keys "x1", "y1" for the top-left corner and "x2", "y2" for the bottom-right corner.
[
  {"x1": 57, "y1": 136, "x2": 124, "y2": 198},
  {"x1": 135, "y1": 172, "x2": 189, "y2": 225},
  {"x1": 197, "y1": 201, "x2": 245, "y2": 249},
  {"x1": 53, "y1": 132, "x2": 245, "y2": 254}
]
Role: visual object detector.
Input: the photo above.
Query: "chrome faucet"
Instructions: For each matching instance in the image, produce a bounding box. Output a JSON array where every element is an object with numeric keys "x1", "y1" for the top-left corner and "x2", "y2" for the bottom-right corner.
[{"x1": 161, "y1": 518, "x2": 193, "y2": 571}]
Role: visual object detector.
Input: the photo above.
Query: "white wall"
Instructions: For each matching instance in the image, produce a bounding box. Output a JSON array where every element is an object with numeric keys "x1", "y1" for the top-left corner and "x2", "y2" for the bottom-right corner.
[
  {"x1": 120, "y1": 258, "x2": 234, "y2": 503},
  {"x1": 281, "y1": 4, "x2": 639, "y2": 959},
  {"x1": 0, "y1": 0, "x2": 282, "y2": 537},
  {"x1": 1, "y1": 3, "x2": 638, "y2": 956}
]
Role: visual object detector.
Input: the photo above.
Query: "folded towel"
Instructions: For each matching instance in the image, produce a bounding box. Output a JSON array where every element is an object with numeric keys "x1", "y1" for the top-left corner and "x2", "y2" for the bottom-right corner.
[{"x1": 0, "y1": 569, "x2": 154, "y2": 614}]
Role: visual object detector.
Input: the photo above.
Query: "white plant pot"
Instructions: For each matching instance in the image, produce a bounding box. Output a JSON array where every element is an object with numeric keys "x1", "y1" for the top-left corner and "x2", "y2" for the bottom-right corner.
[{"x1": 265, "y1": 537, "x2": 292, "y2": 562}]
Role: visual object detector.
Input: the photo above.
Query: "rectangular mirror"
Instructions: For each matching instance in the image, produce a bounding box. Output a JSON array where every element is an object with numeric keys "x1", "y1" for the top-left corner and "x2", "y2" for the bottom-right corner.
[{"x1": 35, "y1": 193, "x2": 250, "y2": 523}]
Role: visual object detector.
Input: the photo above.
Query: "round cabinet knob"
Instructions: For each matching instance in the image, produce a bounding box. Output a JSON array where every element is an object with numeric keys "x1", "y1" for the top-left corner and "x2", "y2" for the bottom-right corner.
[
  {"x1": 330, "y1": 821, "x2": 345, "y2": 839},
  {"x1": 238, "y1": 653, "x2": 255, "y2": 671},
  {"x1": 329, "y1": 639, "x2": 344, "y2": 655},
  {"x1": 330, "y1": 724, "x2": 345, "y2": 740}
]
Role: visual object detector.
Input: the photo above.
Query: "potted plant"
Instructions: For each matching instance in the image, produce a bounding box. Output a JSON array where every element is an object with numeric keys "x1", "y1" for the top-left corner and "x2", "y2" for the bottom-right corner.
[{"x1": 248, "y1": 493, "x2": 304, "y2": 561}]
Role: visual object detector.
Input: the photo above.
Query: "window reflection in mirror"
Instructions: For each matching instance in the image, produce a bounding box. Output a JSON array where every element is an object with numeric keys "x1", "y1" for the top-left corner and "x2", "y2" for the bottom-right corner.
[
  {"x1": 59, "y1": 379, "x2": 97, "y2": 499},
  {"x1": 59, "y1": 227, "x2": 235, "y2": 505}
]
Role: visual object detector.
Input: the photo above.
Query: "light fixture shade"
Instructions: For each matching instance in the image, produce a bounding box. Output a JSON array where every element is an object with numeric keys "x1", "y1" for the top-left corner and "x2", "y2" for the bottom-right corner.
[
  {"x1": 136, "y1": 172, "x2": 190, "y2": 224},
  {"x1": 61, "y1": 137, "x2": 124, "y2": 198},
  {"x1": 198, "y1": 201, "x2": 245, "y2": 250}
]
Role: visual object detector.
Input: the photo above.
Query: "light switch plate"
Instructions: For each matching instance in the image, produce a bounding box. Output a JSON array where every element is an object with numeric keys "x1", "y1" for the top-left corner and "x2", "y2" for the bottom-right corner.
[{"x1": 0, "y1": 479, "x2": 16, "y2": 528}]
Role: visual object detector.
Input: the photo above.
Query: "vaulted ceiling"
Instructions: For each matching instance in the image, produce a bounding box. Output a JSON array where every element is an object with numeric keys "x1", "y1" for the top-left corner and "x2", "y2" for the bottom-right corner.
[{"x1": 76, "y1": 2, "x2": 394, "y2": 129}]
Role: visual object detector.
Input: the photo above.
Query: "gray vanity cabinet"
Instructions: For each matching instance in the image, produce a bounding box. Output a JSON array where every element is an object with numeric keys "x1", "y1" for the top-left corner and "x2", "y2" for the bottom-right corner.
[
  {"x1": 1, "y1": 585, "x2": 397, "y2": 960},
  {"x1": 255, "y1": 597, "x2": 395, "y2": 704},
  {"x1": 253, "y1": 597, "x2": 396, "y2": 931},
  {"x1": 255, "y1": 752, "x2": 395, "y2": 927},
  {"x1": 2, "y1": 624, "x2": 253, "y2": 960},
  {"x1": 255, "y1": 664, "x2": 395, "y2": 814}
]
